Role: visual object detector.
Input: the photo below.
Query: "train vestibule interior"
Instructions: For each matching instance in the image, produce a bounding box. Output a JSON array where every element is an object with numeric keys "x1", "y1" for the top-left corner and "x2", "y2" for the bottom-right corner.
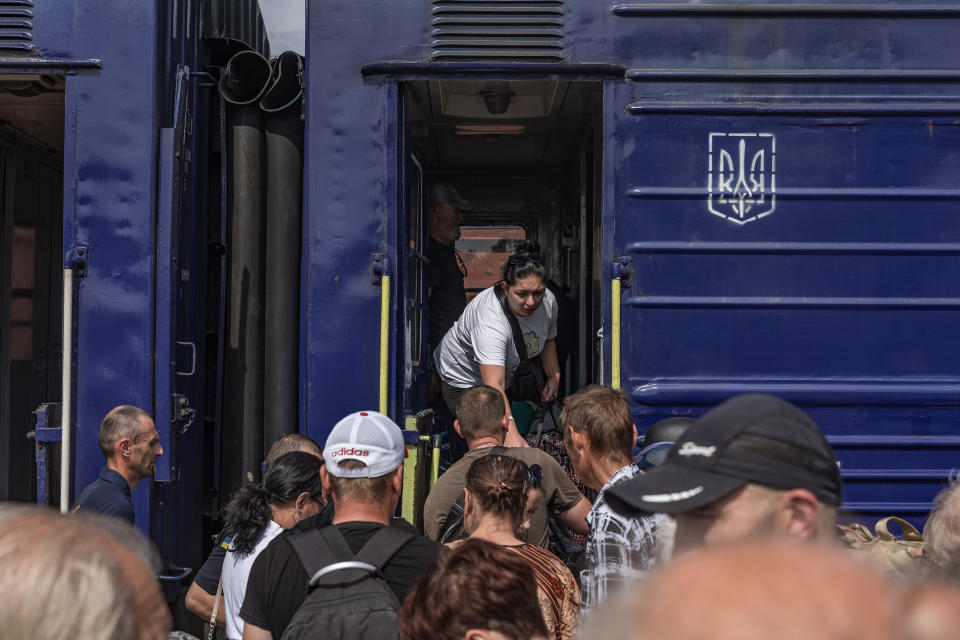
[
  {"x1": 402, "y1": 80, "x2": 603, "y2": 397},
  {"x1": 0, "y1": 73, "x2": 64, "y2": 502}
]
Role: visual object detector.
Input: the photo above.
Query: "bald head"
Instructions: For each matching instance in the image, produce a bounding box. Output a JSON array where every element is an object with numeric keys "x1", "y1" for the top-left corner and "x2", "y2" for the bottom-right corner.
[
  {"x1": 0, "y1": 504, "x2": 171, "y2": 639},
  {"x1": 586, "y1": 540, "x2": 904, "y2": 640}
]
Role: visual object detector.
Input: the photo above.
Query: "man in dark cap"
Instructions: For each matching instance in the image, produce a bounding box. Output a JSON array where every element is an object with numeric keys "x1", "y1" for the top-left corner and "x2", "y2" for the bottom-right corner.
[{"x1": 606, "y1": 393, "x2": 842, "y2": 555}]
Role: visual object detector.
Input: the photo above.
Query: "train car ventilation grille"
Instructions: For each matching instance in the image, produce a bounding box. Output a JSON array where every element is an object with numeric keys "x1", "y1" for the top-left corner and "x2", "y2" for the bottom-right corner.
[
  {"x1": 431, "y1": 0, "x2": 566, "y2": 62},
  {"x1": 0, "y1": 0, "x2": 33, "y2": 51}
]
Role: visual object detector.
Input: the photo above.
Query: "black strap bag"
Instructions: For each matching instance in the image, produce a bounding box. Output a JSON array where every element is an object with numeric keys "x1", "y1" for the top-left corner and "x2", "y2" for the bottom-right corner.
[
  {"x1": 494, "y1": 284, "x2": 546, "y2": 403},
  {"x1": 281, "y1": 525, "x2": 415, "y2": 640}
]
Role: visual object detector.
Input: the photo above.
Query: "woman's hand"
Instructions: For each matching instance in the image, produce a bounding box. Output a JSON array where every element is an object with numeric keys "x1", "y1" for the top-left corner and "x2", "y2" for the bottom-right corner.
[{"x1": 541, "y1": 375, "x2": 559, "y2": 403}]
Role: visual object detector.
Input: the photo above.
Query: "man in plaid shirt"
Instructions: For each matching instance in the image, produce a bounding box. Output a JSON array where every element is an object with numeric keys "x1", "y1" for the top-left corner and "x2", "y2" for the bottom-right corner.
[{"x1": 562, "y1": 385, "x2": 660, "y2": 613}]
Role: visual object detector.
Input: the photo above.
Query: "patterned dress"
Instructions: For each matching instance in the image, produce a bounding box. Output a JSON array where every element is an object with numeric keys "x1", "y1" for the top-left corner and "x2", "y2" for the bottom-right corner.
[
  {"x1": 507, "y1": 543, "x2": 581, "y2": 640},
  {"x1": 449, "y1": 539, "x2": 580, "y2": 639}
]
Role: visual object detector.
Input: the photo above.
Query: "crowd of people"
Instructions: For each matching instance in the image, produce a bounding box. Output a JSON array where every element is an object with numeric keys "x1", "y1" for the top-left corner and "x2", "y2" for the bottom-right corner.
[
  {"x1": 3, "y1": 385, "x2": 960, "y2": 640},
  {"x1": 3, "y1": 187, "x2": 960, "y2": 638}
]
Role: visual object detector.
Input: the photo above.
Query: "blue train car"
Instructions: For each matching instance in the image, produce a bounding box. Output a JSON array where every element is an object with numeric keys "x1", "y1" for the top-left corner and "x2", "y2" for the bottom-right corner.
[
  {"x1": 301, "y1": 0, "x2": 960, "y2": 530},
  {"x1": 1, "y1": 0, "x2": 959, "y2": 611}
]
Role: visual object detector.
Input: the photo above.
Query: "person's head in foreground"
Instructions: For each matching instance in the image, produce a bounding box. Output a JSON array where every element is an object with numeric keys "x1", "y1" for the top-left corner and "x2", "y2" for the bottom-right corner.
[
  {"x1": 607, "y1": 393, "x2": 842, "y2": 554},
  {"x1": 0, "y1": 503, "x2": 171, "y2": 639},
  {"x1": 583, "y1": 538, "x2": 960, "y2": 640},
  {"x1": 923, "y1": 478, "x2": 960, "y2": 586},
  {"x1": 399, "y1": 537, "x2": 548, "y2": 640}
]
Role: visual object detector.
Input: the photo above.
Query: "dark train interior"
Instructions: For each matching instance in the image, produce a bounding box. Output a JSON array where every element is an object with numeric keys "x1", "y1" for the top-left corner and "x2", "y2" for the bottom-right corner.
[
  {"x1": 0, "y1": 73, "x2": 64, "y2": 501},
  {"x1": 402, "y1": 80, "x2": 604, "y2": 395}
]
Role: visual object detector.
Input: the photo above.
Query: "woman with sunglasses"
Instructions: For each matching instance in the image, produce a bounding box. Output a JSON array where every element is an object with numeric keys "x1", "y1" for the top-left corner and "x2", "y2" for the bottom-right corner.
[
  {"x1": 220, "y1": 451, "x2": 324, "y2": 639},
  {"x1": 435, "y1": 240, "x2": 561, "y2": 448}
]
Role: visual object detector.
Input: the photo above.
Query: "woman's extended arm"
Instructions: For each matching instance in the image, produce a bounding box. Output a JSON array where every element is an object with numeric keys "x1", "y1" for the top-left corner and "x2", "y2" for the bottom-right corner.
[
  {"x1": 540, "y1": 338, "x2": 561, "y2": 403},
  {"x1": 479, "y1": 363, "x2": 529, "y2": 448}
]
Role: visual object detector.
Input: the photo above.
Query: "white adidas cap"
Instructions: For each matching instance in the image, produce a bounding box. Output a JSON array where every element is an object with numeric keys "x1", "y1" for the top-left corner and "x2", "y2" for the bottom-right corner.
[{"x1": 323, "y1": 411, "x2": 405, "y2": 478}]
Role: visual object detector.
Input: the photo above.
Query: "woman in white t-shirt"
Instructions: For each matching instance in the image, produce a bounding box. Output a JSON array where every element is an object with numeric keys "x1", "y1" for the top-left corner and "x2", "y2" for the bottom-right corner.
[
  {"x1": 435, "y1": 240, "x2": 561, "y2": 448},
  {"x1": 220, "y1": 451, "x2": 324, "y2": 639}
]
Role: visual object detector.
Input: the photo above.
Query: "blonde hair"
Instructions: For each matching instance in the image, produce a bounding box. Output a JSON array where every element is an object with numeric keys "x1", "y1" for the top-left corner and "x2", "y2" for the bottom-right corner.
[{"x1": 0, "y1": 504, "x2": 151, "y2": 639}]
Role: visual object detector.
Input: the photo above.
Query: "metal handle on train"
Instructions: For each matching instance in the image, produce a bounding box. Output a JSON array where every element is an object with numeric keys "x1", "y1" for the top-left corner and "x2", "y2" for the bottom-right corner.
[{"x1": 308, "y1": 561, "x2": 378, "y2": 586}]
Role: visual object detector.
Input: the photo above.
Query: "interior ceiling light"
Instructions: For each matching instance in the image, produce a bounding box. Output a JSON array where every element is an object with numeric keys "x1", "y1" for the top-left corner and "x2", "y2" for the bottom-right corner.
[
  {"x1": 455, "y1": 124, "x2": 526, "y2": 135},
  {"x1": 480, "y1": 80, "x2": 514, "y2": 115}
]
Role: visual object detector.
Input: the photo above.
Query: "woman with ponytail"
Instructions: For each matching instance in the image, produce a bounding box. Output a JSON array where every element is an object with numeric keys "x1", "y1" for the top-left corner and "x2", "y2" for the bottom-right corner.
[
  {"x1": 453, "y1": 454, "x2": 579, "y2": 640},
  {"x1": 435, "y1": 239, "x2": 561, "y2": 449},
  {"x1": 221, "y1": 450, "x2": 324, "y2": 639}
]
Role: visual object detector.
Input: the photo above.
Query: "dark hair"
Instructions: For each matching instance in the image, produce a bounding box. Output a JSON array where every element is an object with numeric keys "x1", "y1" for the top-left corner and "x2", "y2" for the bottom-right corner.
[
  {"x1": 562, "y1": 384, "x2": 635, "y2": 463},
  {"x1": 502, "y1": 239, "x2": 546, "y2": 285},
  {"x1": 464, "y1": 454, "x2": 529, "y2": 529},
  {"x1": 265, "y1": 433, "x2": 322, "y2": 468},
  {"x1": 223, "y1": 451, "x2": 323, "y2": 554},
  {"x1": 455, "y1": 385, "x2": 505, "y2": 441},
  {"x1": 399, "y1": 538, "x2": 548, "y2": 640}
]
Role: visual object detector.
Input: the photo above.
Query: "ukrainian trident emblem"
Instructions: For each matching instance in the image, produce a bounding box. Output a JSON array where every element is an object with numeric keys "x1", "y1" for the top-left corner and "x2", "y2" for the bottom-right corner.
[{"x1": 708, "y1": 132, "x2": 776, "y2": 225}]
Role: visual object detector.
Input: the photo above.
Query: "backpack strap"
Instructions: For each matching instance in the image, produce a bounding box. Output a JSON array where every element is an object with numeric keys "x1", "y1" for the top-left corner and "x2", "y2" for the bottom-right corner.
[
  {"x1": 494, "y1": 283, "x2": 530, "y2": 365},
  {"x1": 288, "y1": 529, "x2": 341, "y2": 582},
  {"x1": 354, "y1": 524, "x2": 417, "y2": 570},
  {"x1": 287, "y1": 525, "x2": 361, "y2": 583}
]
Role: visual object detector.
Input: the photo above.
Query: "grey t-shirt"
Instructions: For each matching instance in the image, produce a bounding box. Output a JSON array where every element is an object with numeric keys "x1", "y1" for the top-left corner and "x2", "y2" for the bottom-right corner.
[{"x1": 435, "y1": 284, "x2": 557, "y2": 389}]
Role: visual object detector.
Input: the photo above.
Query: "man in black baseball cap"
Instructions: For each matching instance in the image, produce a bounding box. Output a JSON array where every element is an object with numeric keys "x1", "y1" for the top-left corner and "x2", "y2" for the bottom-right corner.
[{"x1": 607, "y1": 393, "x2": 842, "y2": 555}]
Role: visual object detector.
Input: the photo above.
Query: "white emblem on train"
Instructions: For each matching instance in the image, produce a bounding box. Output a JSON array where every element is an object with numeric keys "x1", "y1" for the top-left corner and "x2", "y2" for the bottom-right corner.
[{"x1": 708, "y1": 132, "x2": 776, "y2": 225}]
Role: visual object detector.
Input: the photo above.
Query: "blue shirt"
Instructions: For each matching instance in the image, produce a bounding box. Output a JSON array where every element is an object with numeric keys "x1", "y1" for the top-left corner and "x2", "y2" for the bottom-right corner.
[{"x1": 73, "y1": 466, "x2": 135, "y2": 524}]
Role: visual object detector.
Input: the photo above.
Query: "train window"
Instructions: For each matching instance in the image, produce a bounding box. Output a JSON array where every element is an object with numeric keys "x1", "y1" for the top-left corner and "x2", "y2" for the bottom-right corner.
[
  {"x1": 456, "y1": 225, "x2": 526, "y2": 302},
  {"x1": 407, "y1": 155, "x2": 424, "y2": 366}
]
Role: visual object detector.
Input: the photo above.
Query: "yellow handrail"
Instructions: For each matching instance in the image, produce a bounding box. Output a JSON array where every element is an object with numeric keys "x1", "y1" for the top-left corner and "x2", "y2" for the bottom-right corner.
[
  {"x1": 379, "y1": 274, "x2": 390, "y2": 414},
  {"x1": 611, "y1": 277, "x2": 621, "y2": 390}
]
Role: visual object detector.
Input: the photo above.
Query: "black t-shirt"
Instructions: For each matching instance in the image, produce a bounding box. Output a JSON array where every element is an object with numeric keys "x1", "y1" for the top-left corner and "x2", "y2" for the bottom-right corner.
[
  {"x1": 193, "y1": 531, "x2": 229, "y2": 594},
  {"x1": 240, "y1": 517, "x2": 444, "y2": 638},
  {"x1": 427, "y1": 238, "x2": 466, "y2": 350}
]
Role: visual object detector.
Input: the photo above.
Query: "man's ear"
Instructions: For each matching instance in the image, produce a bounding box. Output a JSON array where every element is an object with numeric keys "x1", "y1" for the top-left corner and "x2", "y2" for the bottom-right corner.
[
  {"x1": 781, "y1": 488, "x2": 821, "y2": 541},
  {"x1": 632, "y1": 423, "x2": 639, "y2": 442},
  {"x1": 566, "y1": 426, "x2": 588, "y2": 453},
  {"x1": 454, "y1": 419, "x2": 464, "y2": 439},
  {"x1": 391, "y1": 466, "x2": 404, "y2": 494},
  {"x1": 465, "y1": 631, "x2": 498, "y2": 640},
  {"x1": 320, "y1": 465, "x2": 333, "y2": 495},
  {"x1": 116, "y1": 437, "x2": 133, "y2": 460}
]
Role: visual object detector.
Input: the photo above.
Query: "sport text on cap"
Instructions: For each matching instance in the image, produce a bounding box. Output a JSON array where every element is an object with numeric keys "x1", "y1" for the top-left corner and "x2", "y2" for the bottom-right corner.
[
  {"x1": 606, "y1": 394, "x2": 842, "y2": 516},
  {"x1": 323, "y1": 411, "x2": 405, "y2": 478}
]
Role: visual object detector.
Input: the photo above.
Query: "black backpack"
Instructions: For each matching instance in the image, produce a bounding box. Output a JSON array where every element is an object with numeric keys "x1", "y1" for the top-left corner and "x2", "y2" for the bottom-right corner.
[{"x1": 280, "y1": 524, "x2": 415, "y2": 640}]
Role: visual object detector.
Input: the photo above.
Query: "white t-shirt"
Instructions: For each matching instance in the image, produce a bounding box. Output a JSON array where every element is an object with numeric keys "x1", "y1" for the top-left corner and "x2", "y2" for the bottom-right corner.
[
  {"x1": 436, "y1": 284, "x2": 557, "y2": 388},
  {"x1": 223, "y1": 519, "x2": 284, "y2": 640}
]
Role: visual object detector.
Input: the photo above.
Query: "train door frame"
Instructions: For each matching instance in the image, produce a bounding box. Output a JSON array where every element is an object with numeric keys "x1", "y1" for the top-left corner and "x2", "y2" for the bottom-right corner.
[
  {"x1": 0, "y1": 119, "x2": 65, "y2": 502},
  {"x1": 392, "y1": 77, "x2": 607, "y2": 419}
]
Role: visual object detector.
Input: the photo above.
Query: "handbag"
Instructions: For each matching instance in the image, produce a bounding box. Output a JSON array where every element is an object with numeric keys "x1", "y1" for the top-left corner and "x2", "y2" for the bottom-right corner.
[
  {"x1": 494, "y1": 284, "x2": 546, "y2": 403},
  {"x1": 837, "y1": 516, "x2": 928, "y2": 576}
]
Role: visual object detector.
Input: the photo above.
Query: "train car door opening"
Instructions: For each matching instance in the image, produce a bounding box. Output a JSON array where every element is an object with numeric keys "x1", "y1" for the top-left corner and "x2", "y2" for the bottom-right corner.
[
  {"x1": 0, "y1": 75, "x2": 65, "y2": 502},
  {"x1": 398, "y1": 80, "x2": 603, "y2": 431}
]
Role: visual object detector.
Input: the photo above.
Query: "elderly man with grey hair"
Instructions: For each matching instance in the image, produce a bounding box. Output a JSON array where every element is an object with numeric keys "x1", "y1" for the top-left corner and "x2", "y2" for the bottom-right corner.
[
  {"x1": 924, "y1": 480, "x2": 960, "y2": 585},
  {"x1": 73, "y1": 404, "x2": 164, "y2": 524},
  {"x1": 0, "y1": 504, "x2": 171, "y2": 639}
]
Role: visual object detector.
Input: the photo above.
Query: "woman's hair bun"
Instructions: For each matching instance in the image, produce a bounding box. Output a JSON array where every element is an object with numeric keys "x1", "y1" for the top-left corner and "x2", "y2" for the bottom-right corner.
[{"x1": 514, "y1": 239, "x2": 541, "y2": 256}]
